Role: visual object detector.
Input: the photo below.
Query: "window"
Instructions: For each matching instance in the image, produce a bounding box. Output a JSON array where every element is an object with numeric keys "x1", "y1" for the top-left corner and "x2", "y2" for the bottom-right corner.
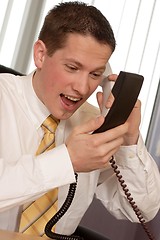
[
  {"x1": 0, "y1": 0, "x2": 27, "y2": 67},
  {"x1": 0, "y1": 0, "x2": 159, "y2": 141}
]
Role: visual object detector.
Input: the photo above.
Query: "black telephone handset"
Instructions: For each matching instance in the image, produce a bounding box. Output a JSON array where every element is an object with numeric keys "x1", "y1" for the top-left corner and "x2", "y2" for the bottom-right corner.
[
  {"x1": 45, "y1": 72, "x2": 155, "y2": 240},
  {"x1": 93, "y1": 71, "x2": 144, "y2": 133}
]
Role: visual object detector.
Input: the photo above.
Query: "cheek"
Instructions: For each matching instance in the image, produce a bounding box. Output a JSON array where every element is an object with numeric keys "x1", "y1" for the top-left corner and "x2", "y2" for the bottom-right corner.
[
  {"x1": 42, "y1": 68, "x2": 60, "y2": 91},
  {"x1": 43, "y1": 73, "x2": 69, "y2": 104},
  {"x1": 48, "y1": 63, "x2": 67, "y2": 85}
]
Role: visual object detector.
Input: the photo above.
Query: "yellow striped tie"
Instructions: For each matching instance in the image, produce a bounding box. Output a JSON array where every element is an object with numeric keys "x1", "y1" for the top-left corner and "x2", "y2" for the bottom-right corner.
[{"x1": 19, "y1": 115, "x2": 59, "y2": 236}]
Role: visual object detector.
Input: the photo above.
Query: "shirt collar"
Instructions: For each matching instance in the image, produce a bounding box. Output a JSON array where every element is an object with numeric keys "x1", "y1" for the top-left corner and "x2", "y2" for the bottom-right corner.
[{"x1": 22, "y1": 71, "x2": 50, "y2": 129}]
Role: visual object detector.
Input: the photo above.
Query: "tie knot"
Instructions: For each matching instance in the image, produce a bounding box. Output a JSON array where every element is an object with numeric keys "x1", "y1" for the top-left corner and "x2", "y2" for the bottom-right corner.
[{"x1": 42, "y1": 115, "x2": 59, "y2": 133}]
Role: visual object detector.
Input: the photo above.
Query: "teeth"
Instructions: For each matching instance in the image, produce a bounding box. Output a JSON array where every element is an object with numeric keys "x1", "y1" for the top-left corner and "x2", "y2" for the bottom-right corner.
[{"x1": 64, "y1": 95, "x2": 80, "y2": 101}]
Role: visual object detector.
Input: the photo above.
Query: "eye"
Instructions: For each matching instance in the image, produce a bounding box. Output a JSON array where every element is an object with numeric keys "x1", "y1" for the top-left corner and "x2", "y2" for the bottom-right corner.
[
  {"x1": 65, "y1": 64, "x2": 78, "y2": 72},
  {"x1": 90, "y1": 72, "x2": 103, "y2": 80}
]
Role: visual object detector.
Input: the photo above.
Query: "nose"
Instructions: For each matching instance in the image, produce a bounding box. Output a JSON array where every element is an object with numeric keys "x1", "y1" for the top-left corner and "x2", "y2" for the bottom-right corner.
[{"x1": 73, "y1": 73, "x2": 90, "y2": 95}]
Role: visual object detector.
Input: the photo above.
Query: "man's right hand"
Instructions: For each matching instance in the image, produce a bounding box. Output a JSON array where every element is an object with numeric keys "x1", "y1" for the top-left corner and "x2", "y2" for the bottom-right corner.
[{"x1": 65, "y1": 116, "x2": 128, "y2": 172}]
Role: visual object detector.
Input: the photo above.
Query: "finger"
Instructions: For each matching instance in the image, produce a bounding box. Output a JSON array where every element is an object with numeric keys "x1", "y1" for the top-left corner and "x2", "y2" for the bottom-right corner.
[
  {"x1": 105, "y1": 93, "x2": 115, "y2": 109},
  {"x1": 96, "y1": 91, "x2": 103, "y2": 110},
  {"x1": 134, "y1": 99, "x2": 141, "y2": 108},
  {"x1": 107, "y1": 74, "x2": 118, "y2": 82},
  {"x1": 93, "y1": 123, "x2": 128, "y2": 145},
  {"x1": 96, "y1": 90, "x2": 114, "y2": 110},
  {"x1": 98, "y1": 145, "x2": 121, "y2": 169},
  {"x1": 127, "y1": 99, "x2": 141, "y2": 120},
  {"x1": 74, "y1": 116, "x2": 105, "y2": 135}
]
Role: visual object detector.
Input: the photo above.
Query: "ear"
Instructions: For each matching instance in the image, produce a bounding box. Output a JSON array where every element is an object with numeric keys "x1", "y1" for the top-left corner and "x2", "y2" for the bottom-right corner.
[{"x1": 33, "y1": 40, "x2": 47, "y2": 69}]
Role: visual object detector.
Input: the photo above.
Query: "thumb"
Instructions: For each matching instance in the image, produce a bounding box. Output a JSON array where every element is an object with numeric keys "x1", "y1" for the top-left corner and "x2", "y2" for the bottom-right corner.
[{"x1": 76, "y1": 116, "x2": 105, "y2": 134}]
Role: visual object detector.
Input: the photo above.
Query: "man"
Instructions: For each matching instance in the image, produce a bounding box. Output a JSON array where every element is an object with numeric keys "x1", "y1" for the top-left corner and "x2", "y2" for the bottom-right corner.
[{"x1": 0, "y1": 1, "x2": 159, "y2": 240}]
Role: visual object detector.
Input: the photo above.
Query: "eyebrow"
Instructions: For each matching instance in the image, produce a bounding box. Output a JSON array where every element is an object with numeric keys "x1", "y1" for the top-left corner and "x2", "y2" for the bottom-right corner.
[{"x1": 65, "y1": 58, "x2": 106, "y2": 72}]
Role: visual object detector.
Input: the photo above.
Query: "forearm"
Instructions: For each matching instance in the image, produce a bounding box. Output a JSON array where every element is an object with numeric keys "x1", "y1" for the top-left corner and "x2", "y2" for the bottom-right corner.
[
  {"x1": 115, "y1": 135, "x2": 160, "y2": 221},
  {"x1": 96, "y1": 135, "x2": 160, "y2": 222}
]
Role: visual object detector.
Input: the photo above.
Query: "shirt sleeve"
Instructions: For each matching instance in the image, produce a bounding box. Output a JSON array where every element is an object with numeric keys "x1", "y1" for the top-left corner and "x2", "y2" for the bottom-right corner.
[
  {"x1": 96, "y1": 134, "x2": 160, "y2": 222},
  {"x1": 0, "y1": 144, "x2": 75, "y2": 212}
]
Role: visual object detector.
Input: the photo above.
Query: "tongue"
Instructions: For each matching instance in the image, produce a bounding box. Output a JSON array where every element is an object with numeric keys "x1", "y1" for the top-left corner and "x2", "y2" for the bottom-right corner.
[{"x1": 61, "y1": 95, "x2": 75, "y2": 106}]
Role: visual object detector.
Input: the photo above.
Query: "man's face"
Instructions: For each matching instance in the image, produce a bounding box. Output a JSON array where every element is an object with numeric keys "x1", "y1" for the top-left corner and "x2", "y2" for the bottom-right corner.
[{"x1": 33, "y1": 34, "x2": 112, "y2": 120}]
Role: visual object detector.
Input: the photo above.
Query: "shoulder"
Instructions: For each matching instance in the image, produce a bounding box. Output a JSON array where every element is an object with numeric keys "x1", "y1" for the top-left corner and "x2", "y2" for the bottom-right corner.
[
  {"x1": 0, "y1": 74, "x2": 16, "y2": 95},
  {"x1": 0, "y1": 73, "x2": 28, "y2": 93},
  {"x1": 0, "y1": 73, "x2": 30, "y2": 104},
  {"x1": 0, "y1": 73, "x2": 20, "y2": 88}
]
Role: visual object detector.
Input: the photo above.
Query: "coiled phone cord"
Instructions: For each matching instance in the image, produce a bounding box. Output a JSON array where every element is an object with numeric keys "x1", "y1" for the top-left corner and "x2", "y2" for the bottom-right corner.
[
  {"x1": 45, "y1": 172, "x2": 83, "y2": 240},
  {"x1": 109, "y1": 156, "x2": 156, "y2": 240},
  {"x1": 45, "y1": 157, "x2": 156, "y2": 240}
]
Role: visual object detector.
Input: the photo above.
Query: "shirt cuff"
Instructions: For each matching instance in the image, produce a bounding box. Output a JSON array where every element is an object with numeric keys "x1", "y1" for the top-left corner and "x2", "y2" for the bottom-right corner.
[
  {"x1": 114, "y1": 134, "x2": 148, "y2": 169},
  {"x1": 36, "y1": 144, "x2": 75, "y2": 189}
]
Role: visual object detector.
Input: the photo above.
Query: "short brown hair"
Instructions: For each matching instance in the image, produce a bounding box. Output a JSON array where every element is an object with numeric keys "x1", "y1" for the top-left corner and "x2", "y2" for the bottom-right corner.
[{"x1": 39, "y1": 1, "x2": 116, "y2": 56}]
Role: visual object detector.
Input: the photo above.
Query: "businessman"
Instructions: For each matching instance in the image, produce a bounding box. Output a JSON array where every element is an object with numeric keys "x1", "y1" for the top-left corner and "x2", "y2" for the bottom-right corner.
[{"x1": 0, "y1": 2, "x2": 160, "y2": 239}]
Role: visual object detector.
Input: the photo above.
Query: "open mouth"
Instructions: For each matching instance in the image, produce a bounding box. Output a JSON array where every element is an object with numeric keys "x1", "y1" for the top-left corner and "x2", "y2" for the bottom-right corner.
[{"x1": 60, "y1": 93, "x2": 82, "y2": 108}]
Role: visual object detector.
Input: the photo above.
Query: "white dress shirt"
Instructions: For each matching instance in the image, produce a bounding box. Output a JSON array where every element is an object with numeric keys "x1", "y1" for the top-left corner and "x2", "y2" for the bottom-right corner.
[{"x1": 0, "y1": 72, "x2": 160, "y2": 235}]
